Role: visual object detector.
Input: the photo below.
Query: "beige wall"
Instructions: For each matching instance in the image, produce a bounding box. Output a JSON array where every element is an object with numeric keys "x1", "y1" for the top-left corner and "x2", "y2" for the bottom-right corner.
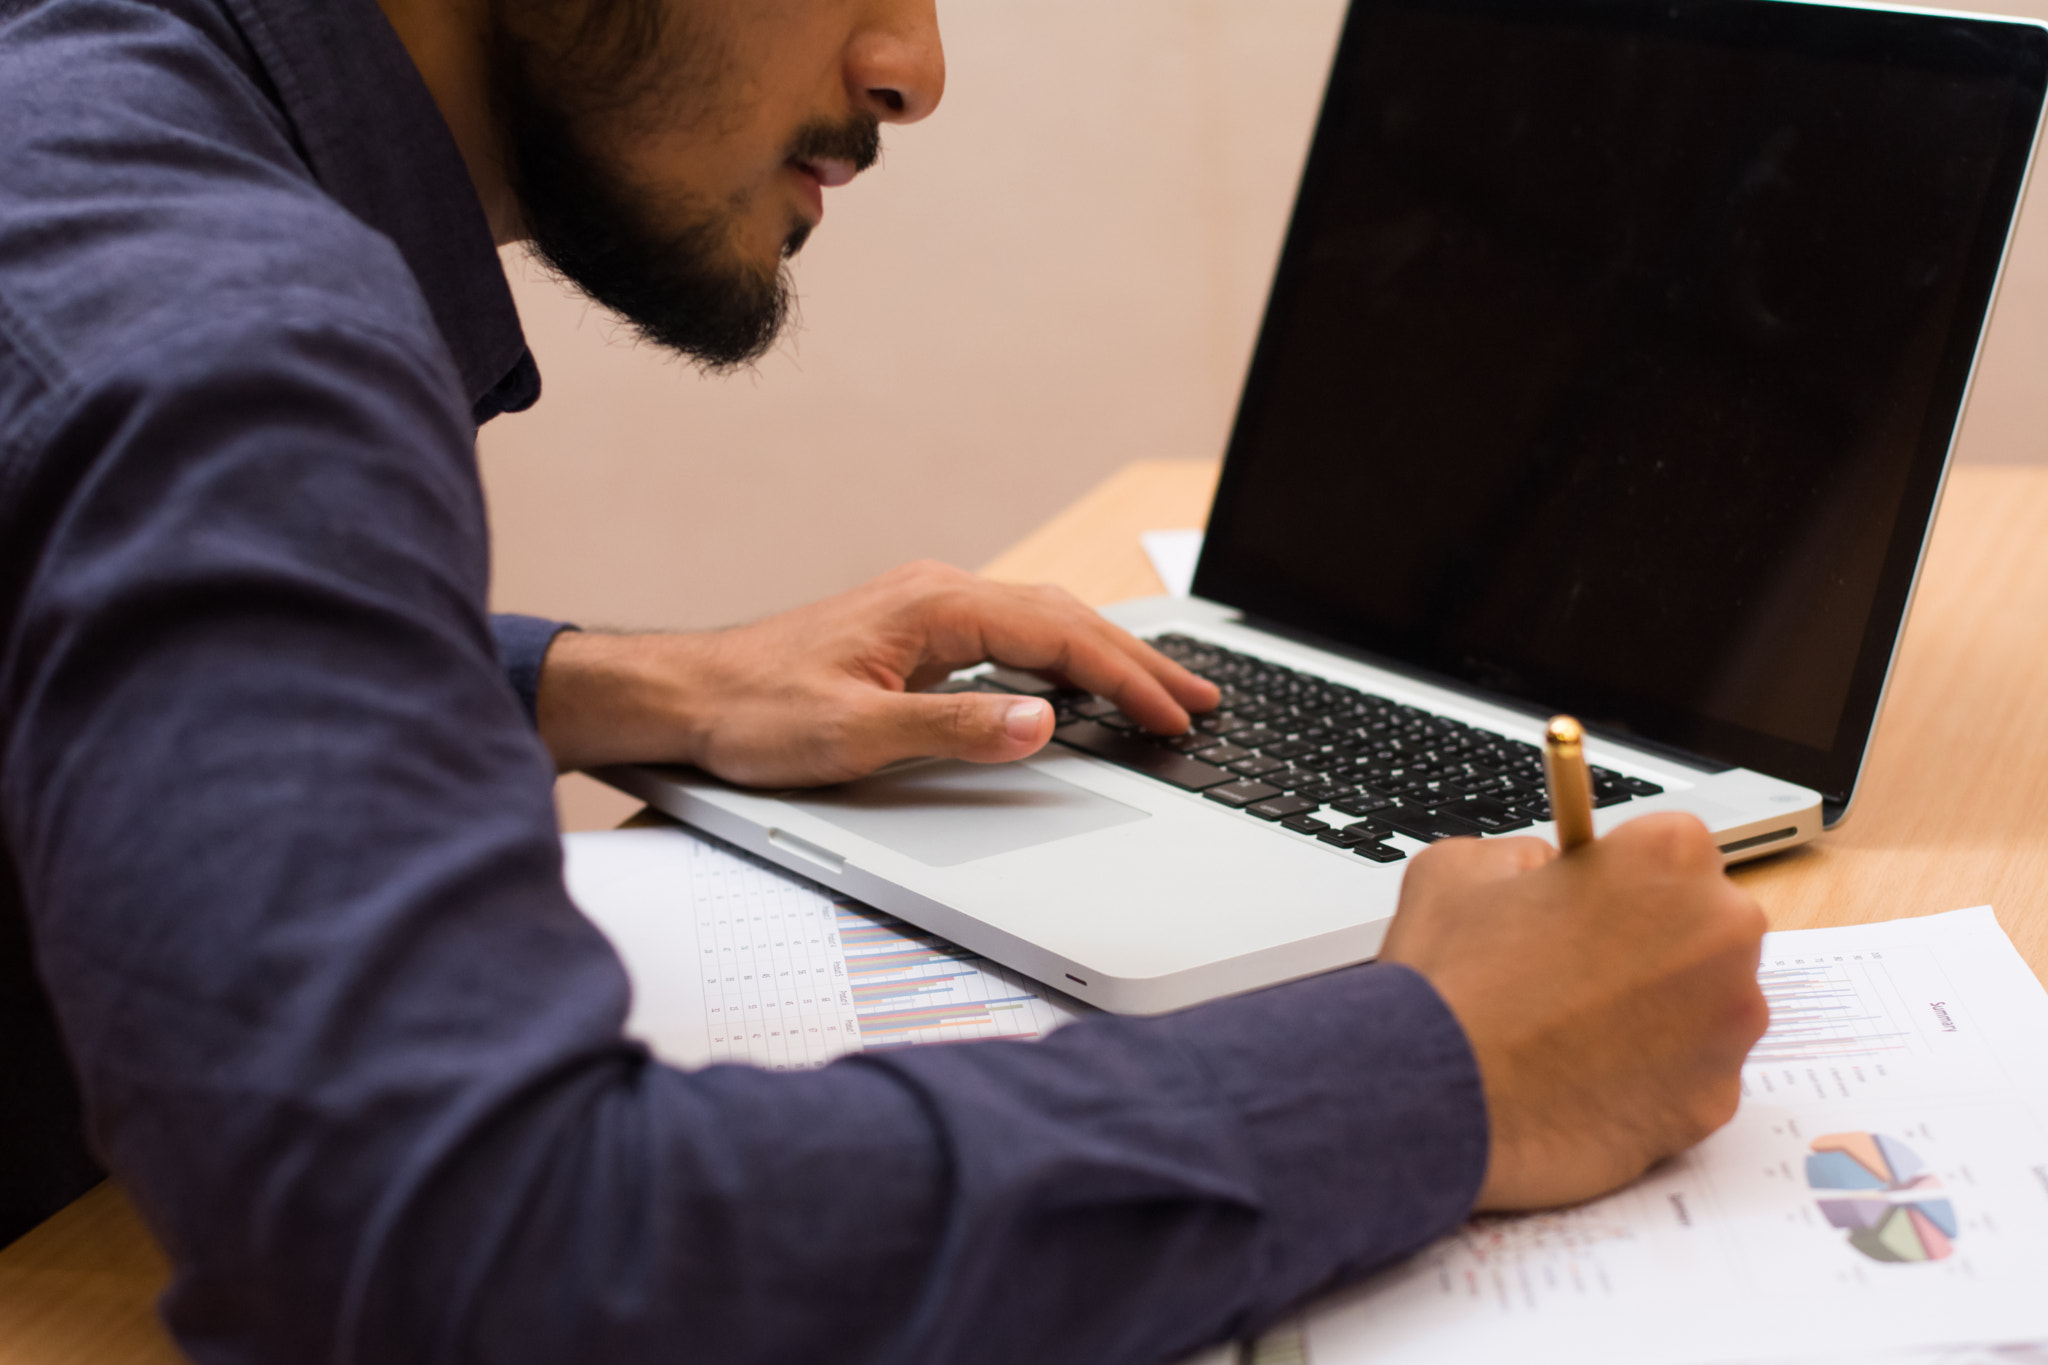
[{"x1": 478, "y1": 0, "x2": 2048, "y2": 830}]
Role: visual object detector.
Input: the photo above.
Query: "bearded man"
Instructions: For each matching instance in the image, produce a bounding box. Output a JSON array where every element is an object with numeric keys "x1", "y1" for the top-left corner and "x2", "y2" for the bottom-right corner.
[{"x1": 0, "y1": 1, "x2": 1767, "y2": 1361}]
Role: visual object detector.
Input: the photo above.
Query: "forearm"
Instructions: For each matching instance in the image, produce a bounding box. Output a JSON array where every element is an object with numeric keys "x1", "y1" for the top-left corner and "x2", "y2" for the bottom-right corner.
[
  {"x1": 532, "y1": 627, "x2": 722, "y2": 773},
  {"x1": 362, "y1": 965, "x2": 1485, "y2": 1364}
]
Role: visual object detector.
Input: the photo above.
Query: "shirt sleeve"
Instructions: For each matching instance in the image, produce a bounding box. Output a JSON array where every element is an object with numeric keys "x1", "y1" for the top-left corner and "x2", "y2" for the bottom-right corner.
[
  {"x1": 489, "y1": 613, "x2": 577, "y2": 726},
  {"x1": 0, "y1": 308, "x2": 1488, "y2": 1365}
]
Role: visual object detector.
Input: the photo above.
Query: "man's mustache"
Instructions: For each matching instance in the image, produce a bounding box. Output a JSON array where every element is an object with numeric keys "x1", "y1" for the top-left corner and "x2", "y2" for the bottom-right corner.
[{"x1": 787, "y1": 114, "x2": 882, "y2": 174}]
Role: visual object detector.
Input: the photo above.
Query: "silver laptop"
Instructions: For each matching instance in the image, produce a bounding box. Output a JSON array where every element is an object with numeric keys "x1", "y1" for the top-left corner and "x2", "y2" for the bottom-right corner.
[{"x1": 606, "y1": 0, "x2": 2048, "y2": 1015}]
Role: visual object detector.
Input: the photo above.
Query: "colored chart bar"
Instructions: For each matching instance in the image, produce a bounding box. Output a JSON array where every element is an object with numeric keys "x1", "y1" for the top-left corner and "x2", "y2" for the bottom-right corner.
[
  {"x1": 834, "y1": 904, "x2": 1077, "y2": 1048},
  {"x1": 1750, "y1": 962, "x2": 1918, "y2": 1065}
]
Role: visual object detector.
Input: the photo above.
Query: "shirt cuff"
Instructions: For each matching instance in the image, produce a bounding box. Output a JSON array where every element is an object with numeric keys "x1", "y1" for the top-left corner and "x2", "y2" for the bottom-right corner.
[
  {"x1": 489, "y1": 614, "x2": 578, "y2": 727},
  {"x1": 1159, "y1": 961, "x2": 1490, "y2": 1320}
]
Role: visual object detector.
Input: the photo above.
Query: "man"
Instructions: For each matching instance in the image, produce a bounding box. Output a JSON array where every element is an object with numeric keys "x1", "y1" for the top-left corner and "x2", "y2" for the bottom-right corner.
[{"x1": 0, "y1": 0, "x2": 1769, "y2": 1360}]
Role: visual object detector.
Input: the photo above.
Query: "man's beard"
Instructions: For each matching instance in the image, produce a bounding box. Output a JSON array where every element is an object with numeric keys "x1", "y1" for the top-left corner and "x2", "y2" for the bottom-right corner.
[{"x1": 487, "y1": 18, "x2": 880, "y2": 372}]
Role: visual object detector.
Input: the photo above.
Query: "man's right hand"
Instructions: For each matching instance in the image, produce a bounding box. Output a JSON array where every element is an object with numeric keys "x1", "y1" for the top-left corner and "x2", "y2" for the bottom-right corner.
[{"x1": 1378, "y1": 813, "x2": 1770, "y2": 1212}]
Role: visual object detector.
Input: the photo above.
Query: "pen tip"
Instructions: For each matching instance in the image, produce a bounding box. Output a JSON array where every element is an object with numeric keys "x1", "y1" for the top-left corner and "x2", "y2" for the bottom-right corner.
[{"x1": 1546, "y1": 714, "x2": 1584, "y2": 746}]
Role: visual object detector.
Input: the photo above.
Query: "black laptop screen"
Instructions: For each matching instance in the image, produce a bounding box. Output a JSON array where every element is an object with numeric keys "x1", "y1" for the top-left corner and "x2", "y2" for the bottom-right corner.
[{"x1": 1194, "y1": 0, "x2": 2047, "y2": 809}]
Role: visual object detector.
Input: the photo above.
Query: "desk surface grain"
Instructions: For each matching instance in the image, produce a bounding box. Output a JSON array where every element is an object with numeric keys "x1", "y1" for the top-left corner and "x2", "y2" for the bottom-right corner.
[{"x1": 5, "y1": 460, "x2": 2044, "y2": 1362}]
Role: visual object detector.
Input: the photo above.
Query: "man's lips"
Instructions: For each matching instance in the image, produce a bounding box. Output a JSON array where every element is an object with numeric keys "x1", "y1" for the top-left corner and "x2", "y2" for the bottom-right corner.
[
  {"x1": 797, "y1": 157, "x2": 859, "y2": 189},
  {"x1": 788, "y1": 157, "x2": 858, "y2": 226}
]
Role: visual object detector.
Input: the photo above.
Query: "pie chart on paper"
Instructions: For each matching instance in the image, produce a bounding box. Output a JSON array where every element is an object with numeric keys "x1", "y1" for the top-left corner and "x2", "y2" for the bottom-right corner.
[{"x1": 1806, "y1": 1132, "x2": 1958, "y2": 1263}]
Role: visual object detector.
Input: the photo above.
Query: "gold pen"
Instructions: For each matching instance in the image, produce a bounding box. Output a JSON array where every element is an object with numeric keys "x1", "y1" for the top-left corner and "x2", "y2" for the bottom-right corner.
[{"x1": 1544, "y1": 715, "x2": 1597, "y2": 853}]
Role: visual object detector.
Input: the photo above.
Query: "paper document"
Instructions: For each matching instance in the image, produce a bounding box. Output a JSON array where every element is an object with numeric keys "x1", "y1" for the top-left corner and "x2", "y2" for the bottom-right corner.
[
  {"x1": 1142, "y1": 528, "x2": 1205, "y2": 597},
  {"x1": 563, "y1": 826, "x2": 1080, "y2": 1071},
  {"x1": 1270, "y1": 907, "x2": 2048, "y2": 1365}
]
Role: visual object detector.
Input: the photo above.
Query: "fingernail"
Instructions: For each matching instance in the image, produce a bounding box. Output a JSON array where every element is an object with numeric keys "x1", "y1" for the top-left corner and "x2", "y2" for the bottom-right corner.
[{"x1": 1005, "y1": 700, "x2": 1049, "y2": 742}]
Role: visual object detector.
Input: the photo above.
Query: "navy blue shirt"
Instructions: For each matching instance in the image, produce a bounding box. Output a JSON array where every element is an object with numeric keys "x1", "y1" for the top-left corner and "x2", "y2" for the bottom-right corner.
[{"x1": 0, "y1": 1, "x2": 1491, "y2": 1360}]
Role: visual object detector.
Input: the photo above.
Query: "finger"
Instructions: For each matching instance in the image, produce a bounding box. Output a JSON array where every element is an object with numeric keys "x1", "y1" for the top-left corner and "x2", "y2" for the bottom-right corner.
[
  {"x1": 836, "y1": 689, "x2": 1056, "y2": 774},
  {"x1": 1096, "y1": 623, "x2": 1222, "y2": 714},
  {"x1": 969, "y1": 594, "x2": 1219, "y2": 733},
  {"x1": 907, "y1": 575, "x2": 1217, "y2": 733},
  {"x1": 1044, "y1": 605, "x2": 1221, "y2": 716},
  {"x1": 1402, "y1": 834, "x2": 1556, "y2": 901}
]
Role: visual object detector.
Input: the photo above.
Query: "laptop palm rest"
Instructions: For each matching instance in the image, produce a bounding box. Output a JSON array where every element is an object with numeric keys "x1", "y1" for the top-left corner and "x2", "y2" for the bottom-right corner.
[{"x1": 784, "y1": 760, "x2": 1147, "y2": 868}]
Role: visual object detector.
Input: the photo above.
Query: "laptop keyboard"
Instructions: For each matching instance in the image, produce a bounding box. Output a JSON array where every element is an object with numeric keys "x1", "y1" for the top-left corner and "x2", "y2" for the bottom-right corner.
[{"x1": 996, "y1": 634, "x2": 1663, "y2": 865}]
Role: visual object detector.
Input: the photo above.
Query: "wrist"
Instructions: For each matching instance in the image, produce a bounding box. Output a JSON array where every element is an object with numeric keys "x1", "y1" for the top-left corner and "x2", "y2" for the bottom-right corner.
[{"x1": 533, "y1": 630, "x2": 717, "y2": 773}]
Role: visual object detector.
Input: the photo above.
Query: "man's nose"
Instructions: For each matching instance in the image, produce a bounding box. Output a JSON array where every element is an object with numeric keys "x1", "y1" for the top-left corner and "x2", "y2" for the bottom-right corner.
[{"x1": 846, "y1": 0, "x2": 945, "y2": 124}]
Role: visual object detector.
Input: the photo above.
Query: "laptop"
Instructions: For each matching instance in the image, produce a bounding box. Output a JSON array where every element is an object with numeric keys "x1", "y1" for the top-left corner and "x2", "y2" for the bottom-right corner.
[{"x1": 605, "y1": 0, "x2": 2048, "y2": 1015}]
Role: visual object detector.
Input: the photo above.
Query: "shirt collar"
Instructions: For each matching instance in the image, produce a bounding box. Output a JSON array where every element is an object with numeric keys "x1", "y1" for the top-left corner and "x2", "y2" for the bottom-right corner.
[{"x1": 220, "y1": 0, "x2": 540, "y2": 423}]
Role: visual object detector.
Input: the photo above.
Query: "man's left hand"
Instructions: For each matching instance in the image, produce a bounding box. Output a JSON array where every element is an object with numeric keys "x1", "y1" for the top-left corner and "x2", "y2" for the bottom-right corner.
[{"x1": 532, "y1": 561, "x2": 1220, "y2": 787}]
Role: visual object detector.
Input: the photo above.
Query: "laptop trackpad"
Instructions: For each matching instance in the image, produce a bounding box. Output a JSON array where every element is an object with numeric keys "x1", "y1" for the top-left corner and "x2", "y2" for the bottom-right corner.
[{"x1": 785, "y1": 760, "x2": 1147, "y2": 868}]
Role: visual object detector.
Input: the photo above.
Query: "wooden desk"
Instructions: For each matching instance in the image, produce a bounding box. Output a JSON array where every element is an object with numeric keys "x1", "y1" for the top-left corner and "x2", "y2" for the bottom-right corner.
[{"x1": 5, "y1": 460, "x2": 2045, "y2": 1363}]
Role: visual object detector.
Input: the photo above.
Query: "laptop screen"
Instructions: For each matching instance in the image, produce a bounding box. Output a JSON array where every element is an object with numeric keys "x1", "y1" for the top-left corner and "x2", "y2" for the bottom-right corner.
[{"x1": 1195, "y1": 0, "x2": 2048, "y2": 810}]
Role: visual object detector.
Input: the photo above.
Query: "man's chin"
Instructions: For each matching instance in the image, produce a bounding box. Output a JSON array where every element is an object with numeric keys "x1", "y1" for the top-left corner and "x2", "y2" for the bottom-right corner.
[{"x1": 587, "y1": 260, "x2": 793, "y2": 371}]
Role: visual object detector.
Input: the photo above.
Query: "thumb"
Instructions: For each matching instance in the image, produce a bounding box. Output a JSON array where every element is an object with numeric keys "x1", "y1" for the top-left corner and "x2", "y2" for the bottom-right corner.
[{"x1": 849, "y1": 691, "x2": 1056, "y2": 769}]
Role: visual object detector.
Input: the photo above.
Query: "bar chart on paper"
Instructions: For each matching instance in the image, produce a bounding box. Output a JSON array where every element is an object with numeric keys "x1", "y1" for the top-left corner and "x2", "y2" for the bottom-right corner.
[
  {"x1": 1750, "y1": 955, "x2": 1925, "y2": 1067},
  {"x1": 836, "y1": 907, "x2": 1077, "y2": 1051},
  {"x1": 562, "y1": 827, "x2": 1080, "y2": 1073},
  {"x1": 1739, "y1": 941, "x2": 1979, "y2": 1106}
]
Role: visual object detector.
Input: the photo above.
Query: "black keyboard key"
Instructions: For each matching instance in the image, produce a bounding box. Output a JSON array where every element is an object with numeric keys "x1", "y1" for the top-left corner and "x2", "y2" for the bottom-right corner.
[
  {"x1": 1053, "y1": 721, "x2": 1233, "y2": 791},
  {"x1": 1354, "y1": 842, "x2": 1408, "y2": 864},
  {"x1": 1594, "y1": 790, "x2": 1632, "y2": 808},
  {"x1": 1197, "y1": 713, "x2": 1249, "y2": 736},
  {"x1": 1433, "y1": 796, "x2": 1534, "y2": 834},
  {"x1": 1166, "y1": 732, "x2": 1223, "y2": 753},
  {"x1": 1281, "y1": 815, "x2": 1332, "y2": 835},
  {"x1": 1409, "y1": 778, "x2": 1473, "y2": 804},
  {"x1": 1332, "y1": 790, "x2": 1398, "y2": 818},
  {"x1": 1262, "y1": 739, "x2": 1315, "y2": 760},
  {"x1": 1204, "y1": 780, "x2": 1284, "y2": 809},
  {"x1": 1247, "y1": 795, "x2": 1320, "y2": 822},
  {"x1": 1621, "y1": 777, "x2": 1664, "y2": 797},
  {"x1": 1199, "y1": 743, "x2": 1254, "y2": 766},
  {"x1": 1377, "y1": 803, "x2": 1485, "y2": 842},
  {"x1": 1229, "y1": 755, "x2": 1287, "y2": 777},
  {"x1": 1318, "y1": 826, "x2": 1376, "y2": 848},
  {"x1": 1343, "y1": 819, "x2": 1393, "y2": 839},
  {"x1": 1231, "y1": 727, "x2": 1285, "y2": 750}
]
